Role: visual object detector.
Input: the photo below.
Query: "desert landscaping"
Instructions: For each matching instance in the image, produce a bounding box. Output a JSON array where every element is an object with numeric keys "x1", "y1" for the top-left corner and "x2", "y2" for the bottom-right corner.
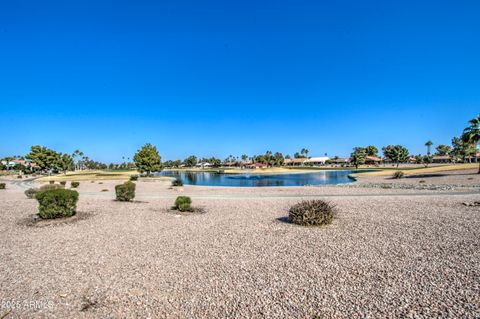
[{"x1": 1, "y1": 167, "x2": 479, "y2": 318}]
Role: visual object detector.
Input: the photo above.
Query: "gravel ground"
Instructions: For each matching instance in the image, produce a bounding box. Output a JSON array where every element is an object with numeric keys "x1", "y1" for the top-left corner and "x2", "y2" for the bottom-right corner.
[{"x1": 0, "y1": 171, "x2": 479, "y2": 318}]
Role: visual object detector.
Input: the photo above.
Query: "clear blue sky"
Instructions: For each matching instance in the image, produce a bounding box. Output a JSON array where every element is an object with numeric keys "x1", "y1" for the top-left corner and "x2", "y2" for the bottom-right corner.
[{"x1": 1, "y1": 1, "x2": 479, "y2": 162}]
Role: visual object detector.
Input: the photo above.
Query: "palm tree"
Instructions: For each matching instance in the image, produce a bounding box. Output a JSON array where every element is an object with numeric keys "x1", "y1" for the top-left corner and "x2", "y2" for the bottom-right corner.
[
  {"x1": 425, "y1": 141, "x2": 433, "y2": 156},
  {"x1": 462, "y1": 115, "x2": 480, "y2": 173}
]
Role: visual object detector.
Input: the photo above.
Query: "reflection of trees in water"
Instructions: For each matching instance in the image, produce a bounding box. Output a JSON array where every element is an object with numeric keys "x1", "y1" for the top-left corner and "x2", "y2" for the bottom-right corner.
[{"x1": 184, "y1": 172, "x2": 197, "y2": 184}]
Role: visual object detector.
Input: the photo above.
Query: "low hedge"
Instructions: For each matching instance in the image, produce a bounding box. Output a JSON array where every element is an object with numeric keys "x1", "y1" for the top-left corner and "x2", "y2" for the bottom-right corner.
[
  {"x1": 35, "y1": 189, "x2": 79, "y2": 219},
  {"x1": 289, "y1": 200, "x2": 334, "y2": 226},
  {"x1": 115, "y1": 181, "x2": 136, "y2": 201},
  {"x1": 25, "y1": 188, "x2": 39, "y2": 199},
  {"x1": 172, "y1": 178, "x2": 183, "y2": 187},
  {"x1": 174, "y1": 196, "x2": 192, "y2": 212}
]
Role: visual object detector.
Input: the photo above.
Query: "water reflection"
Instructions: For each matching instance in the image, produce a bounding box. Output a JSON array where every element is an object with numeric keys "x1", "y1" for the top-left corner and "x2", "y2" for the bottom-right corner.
[{"x1": 156, "y1": 170, "x2": 356, "y2": 187}]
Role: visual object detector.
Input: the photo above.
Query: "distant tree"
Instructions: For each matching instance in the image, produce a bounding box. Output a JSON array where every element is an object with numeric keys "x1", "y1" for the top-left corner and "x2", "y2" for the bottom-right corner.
[
  {"x1": 26, "y1": 145, "x2": 59, "y2": 172},
  {"x1": 435, "y1": 145, "x2": 453, "y2": 156},
  {"x1": 273, "y1": 152, "x2": 284, "y2": 166},
  {"x1": 184, "y1": 155, "x2": 198, "y2": 167},
  {"x1": 208, "y1": 157, "x2": 222, "y2": 167},
  {"x1": 365, "y1": 145, "x2": 379, "y2": 157},
  {"x1": 462, "y1": 114, "x2": 480, "y2": 173},
  {"x1": 422, "y1": 155, "x2": 433, "y2": 168},
  {"x1": 241, "y1": 154, "x2": 249, "y2": 162},
  {"x1": 425, "y1": 141, "x2": 433, "y2": 156},
  {"x1": 301, "y1": 148, "x2": 309, "y2": 158},
  {"x1": 72, "y1": 150, "x2": 84, "y2": 170},
  {"x1": 56, "y1": 153, "x2": 74, "y2": 174},
  {"x1": 285, "y1": 154, "x2": 291, "y2": 159},
  {"x1": 133, "y1": 143, "x2": 162, "y2": 176},
  {"x1": 351, "y1": 147, "x2": 367, "y2": 169},
  {"x1": 383, "y1": 145, "x2": 410, "y2": 167}
]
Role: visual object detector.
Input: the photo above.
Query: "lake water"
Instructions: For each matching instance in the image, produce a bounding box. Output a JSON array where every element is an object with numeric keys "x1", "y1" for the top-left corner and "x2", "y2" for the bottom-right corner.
[{"x1": 156, "y1": 170, "x2": 357, "y2": 187}]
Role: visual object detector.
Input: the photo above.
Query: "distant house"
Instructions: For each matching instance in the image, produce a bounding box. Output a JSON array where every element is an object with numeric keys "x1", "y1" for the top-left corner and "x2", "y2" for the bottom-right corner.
[
  {"x1": 365, "y1": 156, "x2": 382, "y2": 165},
  {"x1": 305, "y1": 157, "x2": 330, "y2": 166},
  {"x1": 1, "y1": 159, "x2": 37, "y2": 169},
  {"x1": 246, "y1": 163, "x2": 267, "y2": 169},
  {"x1": 285, "y1": 158, "x2": 307, "y2": 166},
  {"x1": 195, "y1": 162, "x2": 212, "y2": 168},
  {"x1": 432, "y1": 156, "x2": 452, "y2": 163},
  {"x1": 223, "y1": 161, "x2": 238, "y2": 167},
  {"x1": 332, "y1": 157, "x2": 351, "y2": 165}
]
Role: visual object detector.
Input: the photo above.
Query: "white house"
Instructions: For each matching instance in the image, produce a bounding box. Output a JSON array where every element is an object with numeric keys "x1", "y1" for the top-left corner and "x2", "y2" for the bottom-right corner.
[
  {"x1": 304, "y1": 157, "x2": 330, "y2": 165},
  {"x1": 195, "y1": 162, "x2": 212, "y2": 168}
]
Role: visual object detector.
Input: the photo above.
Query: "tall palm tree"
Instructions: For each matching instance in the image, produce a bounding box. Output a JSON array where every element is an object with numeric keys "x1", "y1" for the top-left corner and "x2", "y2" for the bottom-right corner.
[
  {"x1": 462, "y1": 115, "x2": 480, "y2": 173},
  {"x1": 425, "y1": 141, "x2": 433, "y2": 156}
]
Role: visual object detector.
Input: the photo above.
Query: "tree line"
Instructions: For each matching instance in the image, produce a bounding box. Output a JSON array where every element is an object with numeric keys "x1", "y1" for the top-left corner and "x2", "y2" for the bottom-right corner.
[{"x1": 2, "y1": 115, "x2": 479, "y2": 174}]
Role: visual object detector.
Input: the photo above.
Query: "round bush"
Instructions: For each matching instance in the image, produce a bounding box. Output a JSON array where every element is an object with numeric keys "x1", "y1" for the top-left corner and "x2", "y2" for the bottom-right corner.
[
  {"x1": 25, "y1": 188, "x2": 39, "y2": 199},
  {"x1": 49, "y1": 180, "x2": 55, "y2": 184},
  {"x1": 174, "y1": 196, "x2": 192, "y2": 212},
  {"x1": 130, "y1": 175, "x2": 139, "y2": 181},
  {"x1": 35, "y1": 189, "x2": 79, "y2": 219},
  {"x1": 71, "y1": 181, "x2": 80, "y2": 188},
  {"x1": 172, "y1": 178, "x2": 183, "y2": 187},
  {"x1": 392, "y1": 171, "x2": 405, "y2": 179},
  {"x1": 115, "y1": 181, "x2": 136, "y2": 201},
  {"x1": 288, "y1": 200, "x2": 334, "y2": 226},
  {"x1": 0, "y1": 183, "x2": 6, "y2": 190},
  {"x1": 60, "y1": 181, "x2": 67, "y2": 186}
]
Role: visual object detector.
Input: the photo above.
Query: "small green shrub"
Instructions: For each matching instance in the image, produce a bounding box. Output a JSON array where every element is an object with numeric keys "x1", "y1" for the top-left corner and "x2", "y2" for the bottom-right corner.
[
  {"x1": 115, "y1": 181, "x2": 136, "y2": 201},
  {"x1": 60, "y1": 181, "x2": 67, "y2": 186},
  {"x1": 25, "y1": 188, "x2": 39, "y2": 199},
  {"x1": 171, "y1": 178, "x2": 183, "y2": 187},
  {"x1": 17, "y1": 175, "x2": 22, "y2": 179},
  {"x1": 174, "y1": 196, "x2": 192, "y2": 212},
  {"x1": 101, "y1": 189, "x2": 109, "y2": 192},
  {"x1": 0, "y1": 183, "x2": 5, "y2": 190},
  {"x1": 130, "y1": 175, "x2": 139, "y2": 181},
  {"x1": 392, "y1": 171, "x2": 405, "y2": 179},
  {"x1": 35, "y1": 189, "x2": 79, "y2": 219},
  {"x1": 71, "y1": 181, "x2": 80, "y2": 188},
  {"x1": 419, "y1": 180, "x2": 426, "y2": 184},
  {"x1": 49, "y1": 180, "x2": 55, "y2": 184},
  {"x1": 288, "y1": 200, "x2": 334, "y2": 226}
]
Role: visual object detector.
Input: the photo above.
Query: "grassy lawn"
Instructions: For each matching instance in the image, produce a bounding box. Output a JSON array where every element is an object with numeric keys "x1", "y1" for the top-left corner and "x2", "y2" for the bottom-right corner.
[{"x1": 36, "y1": 170, "x2": 175, "y2": 182}]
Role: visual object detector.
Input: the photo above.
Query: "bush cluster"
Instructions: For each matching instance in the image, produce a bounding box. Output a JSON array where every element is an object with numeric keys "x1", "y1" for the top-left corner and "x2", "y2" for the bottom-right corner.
[
  {"x1": 0, "y1": 183, "x2": 5, "y2": 190},
  {"x1": 115, "y1": 181, "x2": 136, "y2": 201},
  {"x1": 130, "y1": 175, "x2": 139, "y2": 181},
  {"x1": 392, "y1": 171, "x2": 405, "y2": 179},
  {"x1": 171, "y1": 178, "x2": 183, "y2": 187},
  {"x1": 25, "y1": 188, "x2": 38, "y2": 199},
  {"x1": 288, "y1": 200, "x2": 334, "y2": 226},
  {"x1": 71, "y1": 181, "x2": 80, "y2": 188},
  {"x1": 49, "y1": 180, "x2": 55, "y2": 185},
  {"x1": 36, "y1": 189, "x2": 79, "y2": 219},
  {"x1": 174, "y1": 196, "x2": 192, "y2": 212}
]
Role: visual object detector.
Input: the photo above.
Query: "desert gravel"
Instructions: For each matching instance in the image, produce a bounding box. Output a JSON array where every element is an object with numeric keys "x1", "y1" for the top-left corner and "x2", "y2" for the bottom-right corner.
[{"x1": 0, "y1": 172, "x2": 479, "y2": 318}]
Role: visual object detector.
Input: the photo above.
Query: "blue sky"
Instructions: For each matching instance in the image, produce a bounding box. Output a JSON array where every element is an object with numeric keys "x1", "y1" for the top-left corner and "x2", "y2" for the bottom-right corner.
[{"x1": 1, "y1": 1, "x2": 479, "y2": 162}]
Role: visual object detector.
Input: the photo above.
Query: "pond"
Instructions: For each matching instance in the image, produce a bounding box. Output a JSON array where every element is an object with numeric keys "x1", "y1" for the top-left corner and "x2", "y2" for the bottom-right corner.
[{"x1": 156, "y1": 170, "x2": 358, "y2": 187}]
